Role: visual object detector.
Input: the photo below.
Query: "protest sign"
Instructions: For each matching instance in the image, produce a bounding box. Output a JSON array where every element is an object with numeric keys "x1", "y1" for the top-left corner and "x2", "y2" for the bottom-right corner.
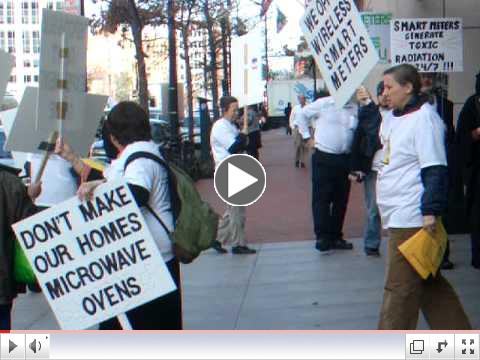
[
  {"x1": 0, "y1": 51, "x2": 14, "y2": 102},
  {"x1": 361, "y1": 12, "x2": 392, "y2": 64},
  {"x1": 231, "y1": 28, "x2": 265, "y2": 107},
  {"x1": 391, "y1": 18, "x2": 463, "y2": 72},
  {"x1": 300, "y1": 0, "x2": 379, "y2": 108},
  {"x1": 12, "y1": 180, "x2": 176, "y2": 330},
  {"x1": 6, "y1": 87, "x2": 106, "y2": 156}
]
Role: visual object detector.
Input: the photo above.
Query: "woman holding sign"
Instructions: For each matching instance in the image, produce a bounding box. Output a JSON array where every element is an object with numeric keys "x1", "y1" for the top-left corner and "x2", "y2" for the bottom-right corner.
[
  {"x1": 376, "y1": 64, "x2": 470, "y2": 330},
  {"x1": 56, "y1": 102, "x2": 182, "y2": 330}
]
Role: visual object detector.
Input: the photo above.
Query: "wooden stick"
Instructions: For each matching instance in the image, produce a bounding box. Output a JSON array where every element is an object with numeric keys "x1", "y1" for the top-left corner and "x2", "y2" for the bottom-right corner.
[
  {"x1": 34, "y1": 131, "x2": 58, "y2": 184},
  {"x1": 58, "y1": 32, "x2": 66, "y2": 138},
  {"x1": 117, "y1": 313, "x2": 133, "y2": 330}
]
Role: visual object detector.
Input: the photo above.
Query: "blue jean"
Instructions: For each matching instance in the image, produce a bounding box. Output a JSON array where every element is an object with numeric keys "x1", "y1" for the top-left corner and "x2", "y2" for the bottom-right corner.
[
  {"x1": 0, "y1": 303, "x2": 13, "y2": 330},
  {"x1": 363, "y1": 171, "x2": 382, "y2": 251}
]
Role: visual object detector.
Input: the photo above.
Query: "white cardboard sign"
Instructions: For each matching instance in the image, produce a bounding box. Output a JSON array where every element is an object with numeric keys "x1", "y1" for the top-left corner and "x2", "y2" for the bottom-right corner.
[
  {"x1": 300, "y1": 0, "x2": 379, "y2": 108},
  {"x1": 361, "y1": 12, "x2": 392, "y2": 65},
  {"x1": 231, "y1": 28, "x2": 265, "y2": 107},
  {"x1": 5, "y1": 87, "x2": 107, "y2": 156},
  {"x1": 0, "y1": 51, "x2": 14, "y2": 103},
  {"x1": 12, "y1": 180, "x2": 176, "y2": 330},
  {"x1": 391, "y1": 18, "x2": 463, "y2": 72}
]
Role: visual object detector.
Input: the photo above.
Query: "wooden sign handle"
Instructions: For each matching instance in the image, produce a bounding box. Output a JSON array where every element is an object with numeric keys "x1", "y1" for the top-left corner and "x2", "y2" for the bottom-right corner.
[
  {"x1": 34, "y1": 131, "x2": 58, "y2": 184},
  {"x1": 117, "y1": 313, "x2": 133, "y2": 330}
]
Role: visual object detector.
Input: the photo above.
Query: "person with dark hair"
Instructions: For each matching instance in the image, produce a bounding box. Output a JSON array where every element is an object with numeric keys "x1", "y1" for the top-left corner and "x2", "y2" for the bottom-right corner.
[
  {"x1": 377, "y1": 64, "x2": 470, "y2": 329},
  {"x1": 57, "y1": 101, "x2": 183, "y2": 330},
  {"x1": 350, "y1": 82, "x2": 390, "y2": 256},
  {"x1": 284, "y1": 102, "x2": 292, "y2": 135},
  {"x1": 210, "y1": 96, "x2": 256, "y2": 255},
  {"x1": 246, "y1": 105, "x2": 262, "y2": 160},
  {"x1": 0, "y1": 164, "x2": 41, "y2": 330},
  {"x1": 456, "y1": 71, "x2": 480, "y2": 270}
]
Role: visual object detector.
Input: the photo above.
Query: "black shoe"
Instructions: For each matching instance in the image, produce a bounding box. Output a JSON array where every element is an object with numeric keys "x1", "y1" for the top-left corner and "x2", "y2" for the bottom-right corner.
[
  {"x1": 295, "y1": 161, "x2": 300, "y2": 168},
  {"x1": 315, "y1": 240, "x2": 332, "y2": 254},
  {"x1": 332, "y1": 239, "x2": 353, "y2": 250},
  {"x1": 300, "y1": 162, "x2": 306, "y2": 168},
  {"x1": 232, "y1": 245, "x2": 256, "y2": 254},
  {"x1": 212, "y1": 240, "x2": 227, "y2": 254},
  {"x1": 472, "y1": 261, "x2": 480, "y2": 270},
  {"x1": 365, "y1": 248, "x2": 380, "y2": 257},
  {"x1": 441, "y1": 259, "x2": 454, "y2": 270}
]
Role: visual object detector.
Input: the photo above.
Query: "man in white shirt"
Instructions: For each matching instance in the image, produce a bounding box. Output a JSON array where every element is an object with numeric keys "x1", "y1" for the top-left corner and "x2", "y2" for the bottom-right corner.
[
  {"x1": 210, "y1": 96, "x2": 256, "y2": 255},
  {"x1": 303, "y1": 96, "x2": 358, "y2": 253},
  {"x1": 290, "y1": 95, "x2": 310, "y2": 168}
]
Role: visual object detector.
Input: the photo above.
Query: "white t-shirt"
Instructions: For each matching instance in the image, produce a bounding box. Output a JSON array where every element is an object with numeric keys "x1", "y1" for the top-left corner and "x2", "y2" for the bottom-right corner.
[
  {"x1": 30, "y1": 154, "x2": 77, "y2": 207},
  {"x1": 210, "y1": 118, "x2": 239, "y2": 167},
  {"x1": 103, "y1": 141, "x2": 174, "y2": 262},
  {"x1": 303, "y1": 96, "x2": 358, "y2": 155},
  {"x1": 377, "y1": 103, "x2": 447, "y2": 229}
]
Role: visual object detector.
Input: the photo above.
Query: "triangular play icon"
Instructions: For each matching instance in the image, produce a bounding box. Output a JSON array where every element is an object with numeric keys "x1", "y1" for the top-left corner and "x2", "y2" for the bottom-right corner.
[
  {"x1": 228, "y1": 163, "x2": 258, "y2": 198},
  {"x1": 9, "y1": 340, "x2": 17, "y2": 353}
]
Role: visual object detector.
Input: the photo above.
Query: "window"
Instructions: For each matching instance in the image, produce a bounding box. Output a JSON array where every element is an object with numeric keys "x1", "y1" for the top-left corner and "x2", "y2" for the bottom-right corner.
[
  {"x1": 7, "y1": 31, "x2": 15, "y2": 53},
  {"x1": 23, "y1": 31, "x2": 31, "y2": 54},
  {"x1": 0, "y1": 32, "x2": 4, "y2": 51},
  {"x1": 6, "y1": 1, "x2": 14, "y2": 24},
  {"x1": 24, "y1": 59, "x2": 31, "y2": 68},
  {"x1": 32, "y1": 31, "x2": 40, "y2": 53},
  {"x1": 33, "y1": 59, "x2": 39, "y2": 68},
  {"x1": 22, "y1": 2, "x2": 29, "y2": 24},
  {"x1": 0, "y1": 3, "x2": 4, "y2": 24},
  {"x1": 9, "y1": 75, "x2": 16, "y2": 83},
  {"x1": 31, "y1": 2, "x2": 38, "y2": 24},
  {"x1": 24, "y1": 75, "x2": 32, "y2": 83},
  {"x1": 47, "y1": 0, "x2": 54, "y2": 10},
  {"x1": 34, "y1": 75, "x2": 39, "y2": 82},
  {"x1": 56, "y1": 1, "x2": 64, "y2": 11}
]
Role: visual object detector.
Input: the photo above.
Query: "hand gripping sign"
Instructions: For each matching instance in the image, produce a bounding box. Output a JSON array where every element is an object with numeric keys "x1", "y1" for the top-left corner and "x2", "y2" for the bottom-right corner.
[
  {"x1": 12, "y1": 180, "x2": 176, "y2": 330},
  {"x1": 300, "y1": 0, "x2": 379, "y2": 108}
]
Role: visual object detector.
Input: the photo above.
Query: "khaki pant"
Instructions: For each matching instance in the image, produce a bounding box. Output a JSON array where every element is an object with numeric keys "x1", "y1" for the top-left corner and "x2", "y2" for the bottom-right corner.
[
  {"x1": 293, "y1": 128, "x2": 307, "y2": 165},
  {"x1": 378, "y1": 227, "x2": 471, "y2": 330},
  {"x1": 216, "y1": 205, "x2": 246, "y2": 247}
]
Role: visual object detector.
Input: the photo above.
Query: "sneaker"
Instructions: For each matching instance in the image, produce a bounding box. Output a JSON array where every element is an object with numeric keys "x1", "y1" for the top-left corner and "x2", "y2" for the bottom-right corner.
[
  {"x1": 332, "y1": 239, "x2": 353, "y2": 250},
  {"x1": 315, "y1": 240, "x2": 332, "y2": 255},
  {"x1": 365, "y1": 248, "x2": 380, "y2": 257},
  {"x1": 212, "y1": 240, "x2": 228, "y2": 254},
  {"x1": 232, "y1": 245, "x2": 256, "y2": 254},
  {"x1": 440, "y1": 259, "x2": 454, "y2": 270}
]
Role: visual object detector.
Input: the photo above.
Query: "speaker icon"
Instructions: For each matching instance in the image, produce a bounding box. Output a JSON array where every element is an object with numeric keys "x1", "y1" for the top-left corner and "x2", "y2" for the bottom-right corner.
[{"x1": 29, "y1": 339, "x2": 42, "y2": 354}]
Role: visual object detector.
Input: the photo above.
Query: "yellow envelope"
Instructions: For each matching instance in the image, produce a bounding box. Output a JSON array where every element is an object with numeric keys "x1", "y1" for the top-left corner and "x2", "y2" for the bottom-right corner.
[{"x1": 398, "y1": 219, "x2": 448, "y2": 280}]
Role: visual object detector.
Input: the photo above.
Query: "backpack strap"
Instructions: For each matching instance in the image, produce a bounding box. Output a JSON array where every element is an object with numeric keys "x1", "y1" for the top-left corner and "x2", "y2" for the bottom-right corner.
[{"x1": 123, "y1": 151, "x2": 180, "y2": 230}]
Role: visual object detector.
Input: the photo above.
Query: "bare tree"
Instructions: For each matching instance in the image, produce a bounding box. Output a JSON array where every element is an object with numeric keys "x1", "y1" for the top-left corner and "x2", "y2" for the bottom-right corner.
[{"x1": 90, "y1": 0, "x2": 167, "y2": 114}]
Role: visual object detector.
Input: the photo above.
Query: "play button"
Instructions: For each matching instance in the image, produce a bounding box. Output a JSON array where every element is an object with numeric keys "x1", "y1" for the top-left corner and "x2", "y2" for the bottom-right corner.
[
  {"x1": 214, "y1": 154, "x2": 266, "y2": 206},
  {"x1": 9, "y1": 340, "x2": 17, "y2": 353}
]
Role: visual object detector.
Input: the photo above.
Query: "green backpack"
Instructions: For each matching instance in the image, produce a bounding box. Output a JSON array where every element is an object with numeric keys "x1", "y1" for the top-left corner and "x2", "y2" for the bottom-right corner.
[{"x1": 124, "y1": 152, "x2": 219, "y2": 264}]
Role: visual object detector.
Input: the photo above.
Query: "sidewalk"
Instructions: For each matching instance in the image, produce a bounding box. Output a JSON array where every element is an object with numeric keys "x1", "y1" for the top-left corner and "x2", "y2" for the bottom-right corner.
[{"x1": 12, "y1": 234, "x2": 480, "y2": 329}]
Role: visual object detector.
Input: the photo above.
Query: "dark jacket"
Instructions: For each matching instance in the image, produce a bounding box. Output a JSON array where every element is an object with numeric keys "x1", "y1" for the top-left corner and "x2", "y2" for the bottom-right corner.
[
  {"x1": 0, "y1": 166, "x2": 38, "y2": 304},
  {"x1": 350, "y1": 102, "x2": 382, "y2": 174}
]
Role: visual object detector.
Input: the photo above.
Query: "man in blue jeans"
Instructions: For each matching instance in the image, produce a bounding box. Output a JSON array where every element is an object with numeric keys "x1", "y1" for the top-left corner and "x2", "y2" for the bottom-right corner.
[{"x1": 350, "y1": 83, "x2": 390, "y2": 256}]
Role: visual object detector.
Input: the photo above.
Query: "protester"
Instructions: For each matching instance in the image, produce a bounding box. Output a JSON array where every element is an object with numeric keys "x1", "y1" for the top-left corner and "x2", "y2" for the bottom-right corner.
[
  {"x1": 420, "y1": 73, "x2": 459, "y2": 270},
  {"x1": 210, "y1": 96, "x2": 256, "y2": 255},
  {"x1": 0, "y1": 164, "x2": 41, "y2": 330},
  {"x1": 302, "y1": 95, "x2": 358, "y2": 253},
  {"x1": 377, "y1": 64, "x2": 471, "y2": 330},
  {"x1": 350, "y1": 82, "x2": 389, "y2": 256},
  {"x1": 246, "y1": 105, "x2": 262, "y2": 160},
  {"x1": 284, "y1": 102, "x2": 292, "y2": 135},
  {"x1": 290, "y1": 95, "x2": 309, "y2": 168},
  {"x1": 56, "y1": 101, "x2": 183, "y2": 330},
  {"x1": 456, "y1": 71, "x2": 480, "y2": 270}
]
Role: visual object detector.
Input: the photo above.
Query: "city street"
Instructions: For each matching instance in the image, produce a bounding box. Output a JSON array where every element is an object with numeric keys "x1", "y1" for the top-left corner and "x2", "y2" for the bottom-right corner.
[{"x1": 13, "y1": 129, "x2": 480, "y2": 330}]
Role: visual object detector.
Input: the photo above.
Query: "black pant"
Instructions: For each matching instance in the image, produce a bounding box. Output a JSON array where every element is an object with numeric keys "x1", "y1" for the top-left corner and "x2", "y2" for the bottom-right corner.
[
  {"x1": 311, "y1": 150, "x2": 351, "y2": 243},
  {"x1": 0, "y1": 303, "x2": 12, "y2": 330},
  {"x1": 99, "y1": 259, "x2": 182, "y2": 330}
]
